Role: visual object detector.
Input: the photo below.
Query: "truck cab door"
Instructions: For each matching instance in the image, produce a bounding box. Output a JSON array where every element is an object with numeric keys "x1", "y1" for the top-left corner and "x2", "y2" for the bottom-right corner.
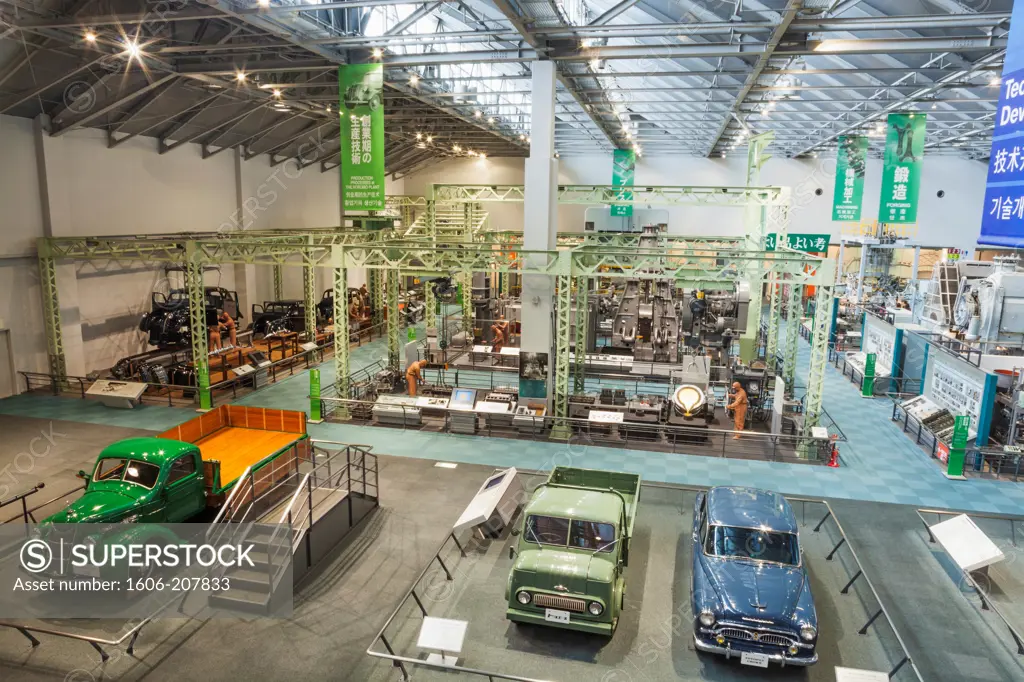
[{"x1": 164, "y1": 453, "x2": 205, "y2": 522}]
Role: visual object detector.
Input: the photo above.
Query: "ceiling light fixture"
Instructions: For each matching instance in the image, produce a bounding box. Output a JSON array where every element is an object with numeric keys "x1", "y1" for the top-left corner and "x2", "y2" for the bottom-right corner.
[
  {"x1": 474, "y1": 110, "x2": 482, "y2": 118},
  {"x1": 427, "y1": 135, "x2": 433, "y2": 142},
  {"x1": 416, "y1": 132, "x2": 423, "y2": 140},
  {"x1": 84, "y1": 31, "x2": 97, "y2": 43},
  {"x1": 272, "y1": 89, "x2": 282, "y2": 98},
  {"x1": 235, "y1": 71, "x2": 247, "y2": 83},
  {"x1": 487, "y1": 117, "x2": 494, "y2": 124},
  {"x1": 372, "y1": 48, "x2": 383, "y2": 59},
  {"x1": 123, "y1": 39, "x2": 142, "y2": 60},
  {"x1": 257, "y1": 0, "x2": 270, "y2": 6},
  {"x1": 409, "y1": 74, "x2": 419, "y2": 86}
]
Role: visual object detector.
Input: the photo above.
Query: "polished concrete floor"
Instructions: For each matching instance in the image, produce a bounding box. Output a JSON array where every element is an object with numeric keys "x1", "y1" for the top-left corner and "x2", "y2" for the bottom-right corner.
[{"x1": 1, "y1": 322, "x2": 1024, "y2": 680}]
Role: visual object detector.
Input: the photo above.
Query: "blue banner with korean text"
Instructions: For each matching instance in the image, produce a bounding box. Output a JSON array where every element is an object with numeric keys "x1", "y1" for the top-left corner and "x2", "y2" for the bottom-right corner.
[{"x1": 979, "y1": 1, "x2": 1024, "y2": 246}]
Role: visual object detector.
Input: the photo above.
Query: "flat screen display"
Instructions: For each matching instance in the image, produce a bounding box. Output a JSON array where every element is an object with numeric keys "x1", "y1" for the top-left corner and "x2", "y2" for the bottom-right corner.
[
  {"x1": 451, "y1": 388, "x2": 476, "y2": 406},
  {"x1": 483, "y1": 473, "x2": 506, "y2": 490}
]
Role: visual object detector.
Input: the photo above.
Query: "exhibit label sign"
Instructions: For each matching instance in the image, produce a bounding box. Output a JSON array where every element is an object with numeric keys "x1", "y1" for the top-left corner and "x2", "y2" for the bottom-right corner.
[
  {"x1": 947, "y1": 415, "x2": 970, "y2": 478},
  {"x1": 832, "y1": 136, "x2": 868, "y2": 222},
  {"x1": 339, "y1": 64, "x2": 385, "y2": 211},
  {"x1": 978, "y1": 0, "x2": 1024, "y2": 247},
  {"x1": 861, "y1": 353, "x2": 876, "y2": 397},
  {"x1": 765, "y1": 233, "x2": 830, "y2": 252},
  {"x1": 878, "y1": 113, "x2": 926, "y2": 225},
  {"x1": 611, "y1": 149, "x2": 635, "y2": 217},
  {"x1": 309, "y1": 368, "x2": 322, "y2": 422}
]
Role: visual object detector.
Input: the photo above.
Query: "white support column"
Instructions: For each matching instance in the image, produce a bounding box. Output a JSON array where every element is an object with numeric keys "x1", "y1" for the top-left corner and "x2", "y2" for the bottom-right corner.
[
  {"x1": 34, "y1": 114, "x2": 86, "y2": 376},
  {"x1": 836, "y1": 240, "x2": 845, "y2": 286},
  {"x1": 910, "y1": 245, "x2": 922, "y2": 316},
  {"x1": 232, "y1": 149, "x2": 258, "y2": 319},
  {"x1": 911, "y1": 246, "x2": 921, "y2": 281},
  {"x1": 521, "y1": 61, "x2": 558, "y2": 405},
  {"x1": 857, "y1": 244, "x2": 869, "y2": 302}
]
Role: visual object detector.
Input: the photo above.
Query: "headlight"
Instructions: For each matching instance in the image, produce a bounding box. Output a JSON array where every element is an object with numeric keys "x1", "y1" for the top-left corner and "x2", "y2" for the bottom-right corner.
[
  {"x1": 699, "y1": 609, "x2": 716, "y2": 627},
  {"x1": 588, "y1": 601, "x2": 604, "y2": 616},
  {"x1": 29, "y1": 527, "x2": 41, "y2": 541},
  {"x1": 800, "y1": 624, "x2": 817, "y2": 642},
  {"x1": 516, "y1": 590, "x2": 531, "y2": 605}
]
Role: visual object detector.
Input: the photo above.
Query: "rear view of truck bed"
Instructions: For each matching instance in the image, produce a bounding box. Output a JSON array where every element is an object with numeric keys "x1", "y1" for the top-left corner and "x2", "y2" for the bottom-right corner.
[{"x1": 158, "y1": 405, "x2": 308, "y2": 496}]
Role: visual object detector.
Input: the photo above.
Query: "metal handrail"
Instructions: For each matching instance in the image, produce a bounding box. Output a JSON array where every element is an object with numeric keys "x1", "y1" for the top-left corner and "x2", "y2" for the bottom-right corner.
[
  {"x1": 319, "y1": 396, "x2": 842, "y2": 464},
  {"x1": 210, "y1": 465, "x2": 253, "y2": 527},
  {"x1": 365, "y1": 481, "x2": 923, "y2": 682},
  {"x1": 915, "y1": 509, "x2": 1024, "y2": 657},
  {"x1": 1, "y1": 484, "x2": 86, "y2": 524}
]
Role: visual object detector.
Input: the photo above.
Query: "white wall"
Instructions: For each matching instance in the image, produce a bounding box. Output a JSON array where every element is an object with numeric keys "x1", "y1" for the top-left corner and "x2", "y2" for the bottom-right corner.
[
  {"x1": 405, "y1": 153, "x2": 990, "y2": 251},
  {"x1": 0, "y1": 114, "x2": 370, "y2": 380}
]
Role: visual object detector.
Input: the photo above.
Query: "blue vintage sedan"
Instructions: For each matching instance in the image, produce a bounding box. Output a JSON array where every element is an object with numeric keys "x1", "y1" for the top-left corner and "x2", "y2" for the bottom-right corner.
[{"x1": 691, "y1": 486, "x2": 818, "y2": 667}]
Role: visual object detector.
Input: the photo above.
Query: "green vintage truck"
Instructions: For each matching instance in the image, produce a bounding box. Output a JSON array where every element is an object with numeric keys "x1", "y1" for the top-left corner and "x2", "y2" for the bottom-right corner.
[
  {"x1": 505, "y1": 466, "x2": 641, "y2": 635},
  {"x1": 43, "y1": 405, "x2": 307, "y2": 526}
]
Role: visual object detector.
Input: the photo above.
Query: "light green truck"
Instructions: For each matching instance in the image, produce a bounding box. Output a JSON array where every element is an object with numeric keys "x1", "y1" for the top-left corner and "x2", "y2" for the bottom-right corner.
[{"x1": 505, "y1": 467, "x2": 641, "y2": 635}]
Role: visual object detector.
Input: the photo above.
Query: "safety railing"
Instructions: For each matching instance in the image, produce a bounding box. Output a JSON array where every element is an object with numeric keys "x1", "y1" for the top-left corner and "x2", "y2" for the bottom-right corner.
[
  {"x1": 916, "y1": 509, "x2": 1024, "y2": 657},
  {"x1": 1, "y1": 483, "x2": 86, "y2": 524},
  {"x1": 890, "y1": 400, "x2": 1023, "y2": 481},
  {"x1": 366, "y1": 482, "x2": 922, "y2": 682},
  {"x1": 319, "y1": 396, "x2": 843, "y2": 465}
]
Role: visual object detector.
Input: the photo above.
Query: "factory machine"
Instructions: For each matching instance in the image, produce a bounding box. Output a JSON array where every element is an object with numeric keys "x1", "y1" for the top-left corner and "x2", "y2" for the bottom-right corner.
[
  {"x1": 610, "y1": 279, "x2": 679, "y2": 363},
  {"x1": 678, "y1": 283, "x2": 750, "y2": 368},
  {"x1": 953, "y1": 258, "x2": 1024, "y2": 348}
]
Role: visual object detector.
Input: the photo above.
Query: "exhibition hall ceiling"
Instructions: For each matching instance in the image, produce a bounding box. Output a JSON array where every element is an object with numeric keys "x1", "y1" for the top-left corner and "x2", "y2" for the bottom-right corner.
[{"x1": 0, "y1": 0, "x2": 1010, "y2": 174}]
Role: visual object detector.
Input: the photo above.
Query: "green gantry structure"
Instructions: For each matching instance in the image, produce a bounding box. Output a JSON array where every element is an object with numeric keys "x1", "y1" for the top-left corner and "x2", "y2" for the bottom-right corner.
[{"x1": 35, "y1": 182, "x2": 833, "y2": 441}]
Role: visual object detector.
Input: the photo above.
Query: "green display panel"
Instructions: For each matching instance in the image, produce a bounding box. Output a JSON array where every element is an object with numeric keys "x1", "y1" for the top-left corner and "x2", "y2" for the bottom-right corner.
[
  {"x1": 765, "y1": 233, "x2": 830, "y2": 252},
  {"x1": 309, "y1": 368, "x2": 321, "y2": 422},
  {"x1": 879, "y1": 113, "x2": 926, "y2": 225},
  {"x1": 339, "y1": 64, "x2": 385, "y2": 211},
  {"x1": 861, "y1": 353, "x2": 876, "y2": 397},
  {"x1": 947, "y1": 415, "x2": 970, "y2": 478},
  {"x1": 833, "y1": 135, "x2": 868, "y2": 222},
  {"x1": 611, "y1": 149, "x2": 635, "y2": 217}
]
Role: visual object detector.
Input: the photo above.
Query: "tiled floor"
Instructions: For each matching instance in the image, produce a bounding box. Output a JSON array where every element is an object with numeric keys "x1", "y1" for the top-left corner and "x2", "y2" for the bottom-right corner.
[{"x1": 5, "y1": 324, "x2": 1024, "y2": 514}]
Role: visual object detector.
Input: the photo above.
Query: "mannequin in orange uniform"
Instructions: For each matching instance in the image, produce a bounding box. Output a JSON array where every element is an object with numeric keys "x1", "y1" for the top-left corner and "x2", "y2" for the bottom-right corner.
[
  {"x1": 490, "y1": 322, "x2": 505, "y2": 353},
  {"x1": 406, "y1": 359, "x2": 428, "y2": 397},
  {"x1": 726, "y1": 381, "x2": 748, "y2": 440}
]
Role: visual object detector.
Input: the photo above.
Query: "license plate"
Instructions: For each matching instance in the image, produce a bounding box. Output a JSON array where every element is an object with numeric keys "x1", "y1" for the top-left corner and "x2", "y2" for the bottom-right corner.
[
  {"x1": 544, "y1": 608, "x2": 570, "y2": 624},
  {"x1": 740, "y1": 652, "x2": 769, "y2": 668}
]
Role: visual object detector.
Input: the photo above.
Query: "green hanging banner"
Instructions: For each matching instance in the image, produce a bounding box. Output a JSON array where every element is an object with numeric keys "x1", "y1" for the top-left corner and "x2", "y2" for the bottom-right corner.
[
  {"x1": 832, "y1": 135, "x2": 868, "y2": 222},
  {"x1": 879, "y1": 113, "x2": 926, "y2": 225},
  {"x1": 339, "y1": 64, "x2": 385, "y2": 211},
  {"x1": 765, "y1": 233, "x2": 830, "y2": 252},
  {"x1": 611, "y1": 149, "x2": 636, "y2": 217}
]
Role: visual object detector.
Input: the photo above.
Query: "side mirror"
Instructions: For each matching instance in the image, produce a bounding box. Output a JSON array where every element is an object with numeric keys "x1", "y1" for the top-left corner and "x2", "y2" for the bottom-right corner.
[
  {"x1": 76, "y1": 470, "x2": 91, "y2": 484},
  {"x1": 511, "y1": 528, "x2": 521, "y2": 537}
]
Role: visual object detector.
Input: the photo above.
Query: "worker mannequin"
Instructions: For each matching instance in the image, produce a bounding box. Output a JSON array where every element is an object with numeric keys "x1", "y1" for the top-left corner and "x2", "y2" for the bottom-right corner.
[
  {"x1": 210, "y1": 309, "x2": 235, "y2": 351},
  {"x1": 406, "y1": 359, "x2": 428, "y2": 397},
  {"x1": 490, "y1": 322, "x2": 505, "y2": 353},
  {"x1": 498, "y1": 315, "x2": 511, "y2": 347},
  {"x1": 726, "y1": 381, "x2": 748, "y2": 440},
  {"x1": 358, "y1": 284, "x2": 370, "y2": 316}
]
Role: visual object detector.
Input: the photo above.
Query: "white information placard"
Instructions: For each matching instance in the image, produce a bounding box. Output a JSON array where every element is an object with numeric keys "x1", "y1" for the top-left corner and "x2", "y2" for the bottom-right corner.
[
  {"x1": 85, "y1": 380, "x2": 147, "y2": 409},
  {"x1": 930, "y1": 514, "x2": 1005, "y2": 573},
  {"x1": 589, "y1": 410, "x2": 624, "y2": 424},
  {"x1": 835, "y1": 668, "x2": 889, "y2": 682},
  {"x1": 452, "y1": 468, "x2": 524, "y2": 534}
]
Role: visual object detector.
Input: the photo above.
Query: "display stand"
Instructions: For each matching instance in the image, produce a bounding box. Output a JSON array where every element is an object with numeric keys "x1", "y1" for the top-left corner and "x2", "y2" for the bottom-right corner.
[
  {"x1": 85, "y1": 379, "x2": 147, "y2": 409},
  {"x1": 416, "y1": 616, "x2": 467, "y2": 667},
  {"x1": 452, "y1": 468, "x2": 523, "y2": 538},
  {"x1": 930, "y1": 514, "x2": 1005, "y2": 575}
]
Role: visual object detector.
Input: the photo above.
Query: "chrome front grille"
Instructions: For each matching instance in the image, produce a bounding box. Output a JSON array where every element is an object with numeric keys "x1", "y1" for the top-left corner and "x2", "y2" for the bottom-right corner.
[
  {"x1": 533, "y1": 593, "x2": 586, "y2": 613},
  {"x1": 717, "y1": 626, "x2": 797, "y2": 648},
  {"x1": 719, "y1": 628, "x2": 753, "y2": 641},
  {"x1": 758, "y1": 633, "x2": 795, "y2": 647}
]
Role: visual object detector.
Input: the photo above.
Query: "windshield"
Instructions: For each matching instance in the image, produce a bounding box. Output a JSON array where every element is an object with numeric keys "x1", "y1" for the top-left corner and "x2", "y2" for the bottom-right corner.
[
  {"x1": 705, "y1": 525, "x2": 799, "y2": 566},
  {"x1": 526, "y1": 515, "x2": 616, "y2": 552},
  {"x1": 94, "y1": 458, "x2": 161, "y2": 490}
]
